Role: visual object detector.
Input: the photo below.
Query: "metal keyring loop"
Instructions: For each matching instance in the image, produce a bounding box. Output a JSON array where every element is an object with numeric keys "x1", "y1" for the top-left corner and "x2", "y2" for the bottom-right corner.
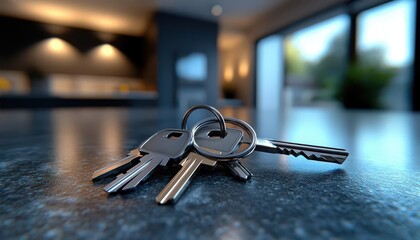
[
  {"x1": 191, "y1": 117, "x2": 257, "y2": 160},
  {"x1": 181, "y1": 105, "x2": 227, "y2": 137}
]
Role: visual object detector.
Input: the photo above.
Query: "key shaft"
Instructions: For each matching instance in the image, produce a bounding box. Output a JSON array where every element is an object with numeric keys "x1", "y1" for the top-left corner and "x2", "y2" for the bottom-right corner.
[
  {"x1": 221, "y1": 160, "x2": 253, "y2": 181},
  {"x1": 156, "y1": 152, "x2": 216, "y2": 204},
  {"x1": 92, "y1": 148, "x2": 141, "y2": 180},
  {"x1": 122, "y1": 156, "x2": 163, "y2": 191},
  {"x1": 94, "y1": 129, "x2": 192, "y2": 193},
  {"x1": 104, "y1": 154, "x2": 163, "y2": 193}
]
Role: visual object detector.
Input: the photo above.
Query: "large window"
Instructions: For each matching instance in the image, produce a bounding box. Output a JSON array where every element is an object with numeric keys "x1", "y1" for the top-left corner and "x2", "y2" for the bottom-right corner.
[
  {"x1": 357, "y1": 0, "x2": 416, "y2": 110},
  {"x1": 284, "y1": 14, "x2": 350, "y2": 106},
  {"x1": 256, "y1": 35, "x2": 283, "y2": 110},
  {"x1": 255, "y1": 0, "x2": 417, "y2": 110}
]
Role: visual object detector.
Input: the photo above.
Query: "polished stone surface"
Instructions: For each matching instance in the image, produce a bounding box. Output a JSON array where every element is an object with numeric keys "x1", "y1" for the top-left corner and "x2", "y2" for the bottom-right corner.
[{"x1": 0, "y1": 107, "x2": 419, "y2": 239}]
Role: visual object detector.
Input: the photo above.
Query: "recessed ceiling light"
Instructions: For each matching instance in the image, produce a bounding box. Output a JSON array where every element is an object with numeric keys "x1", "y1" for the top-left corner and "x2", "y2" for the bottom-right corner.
[
  {"x1": 211, "y1": 5, "x2": 223, "y2": 17},
  {"x1": 48, "y1": 38, "x2": 65, "y2": 51},
  {"x1": 100, "y1": 44, "x2": 115, "y2": 57}
]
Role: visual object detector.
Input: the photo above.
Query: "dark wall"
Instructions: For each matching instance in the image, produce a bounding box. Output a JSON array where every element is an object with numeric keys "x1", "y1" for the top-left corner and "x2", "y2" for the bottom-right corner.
[
  {"x1": 142, "y1": 17, "x2": 158, "y2": 90},
  {"x1": 0, "y1": 16, "x2": 146, "y2": 77},
  {"x1": 413, "y1": 0, "x2": 420, "y2": 111},
  {"x1": 156, "y1": 12, "x2": 219, "y2": 107}
]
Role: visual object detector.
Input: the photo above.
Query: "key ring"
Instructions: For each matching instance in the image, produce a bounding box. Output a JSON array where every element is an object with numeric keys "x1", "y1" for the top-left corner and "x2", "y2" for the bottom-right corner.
[
  {"x1": 191, "y1": 117, "x2": 257, "y2": 160},
  {"x1": 181, "y1": 105, "x2": 227, "y2": 138}
]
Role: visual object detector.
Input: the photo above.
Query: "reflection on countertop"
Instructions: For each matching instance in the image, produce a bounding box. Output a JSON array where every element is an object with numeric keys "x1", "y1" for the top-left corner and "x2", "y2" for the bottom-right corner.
[{"x1": 0, "y1": 106, "x2": 419, "y2": 239}]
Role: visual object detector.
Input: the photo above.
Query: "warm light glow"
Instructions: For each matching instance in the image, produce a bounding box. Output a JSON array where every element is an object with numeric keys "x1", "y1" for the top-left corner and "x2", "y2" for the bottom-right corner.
[
  {"x1": 224, "y1": 66, "x2": 234, "y2": 82},
  {"x1": 86, "y1": 46, "x2": 135, "y2": 74},
  {"x1": 219, "y1": 31, "x2": 246, "y2": 50},
  {"x1": 0, "y1": 77, "x2": 11, "y2": 91},
  {"x1": 119, "y1": 84, "x2": 130, "y2": 93},
  {"x1": 101, "y1": 111, "x2": 124, "y2": 157},
  {"x1": 239, "y1": 59, "x2": 249, "y2": 77},
  {"x1": 48, "y1": 38, "x2": 66, "y2": 52},
  {"x1": 88, "y1": 44, "x2": 123, "y2": 60},
  {"x1": 53, "y1": 111, "x2": 80, "y2": 172},
  {"x1": 50, "y1": 74, "x2": 148, "y2": 97},
  {"x1": 12, "y1": 1, "x2": 148, "y2": 35},
  {"x1": 99, "y1": 44, "x2": 115, "y2": 57}
]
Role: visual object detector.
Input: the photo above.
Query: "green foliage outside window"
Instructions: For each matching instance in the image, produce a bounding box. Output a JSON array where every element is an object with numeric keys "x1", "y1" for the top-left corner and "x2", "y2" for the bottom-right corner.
[{"x1": 285, "y1": 32, "x2": 395, "y2": 109}]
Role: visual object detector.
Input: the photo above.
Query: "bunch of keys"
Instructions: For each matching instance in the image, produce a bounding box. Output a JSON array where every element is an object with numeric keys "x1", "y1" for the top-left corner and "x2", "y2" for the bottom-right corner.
[{"x1": 92, "y1": 105, "x2": 349, "y2": 204}]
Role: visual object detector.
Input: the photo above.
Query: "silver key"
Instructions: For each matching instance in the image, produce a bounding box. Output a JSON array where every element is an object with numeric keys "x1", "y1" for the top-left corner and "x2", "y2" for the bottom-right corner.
[
  {"x1": 222, "y1": 160, "x2": 253, "y2": 180},
  {"x1": 156, "y1": 128, "x2": 249, "y2": 204},
  {"x1": 193, "y1": 118, "x2": 349, "y2": 164},
  {"x1": 254, "y1": 139, "x2": 348, "y2": 164},
  {"x1": 103, "y1": 129, "x2": 193, "y2": 193},
  {"x1": 194, "y1": 128, "x2": 253, "y2": 181},
  {"x1": 92, "y1": 148, "x2": 142, "y2": 180},
  {"x1": 155, "y1": 152, "x2": 216, "y2": 204}
]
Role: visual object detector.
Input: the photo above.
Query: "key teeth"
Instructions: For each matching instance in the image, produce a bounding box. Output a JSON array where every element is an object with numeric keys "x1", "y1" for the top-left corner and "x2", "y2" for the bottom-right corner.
[{"x1": 285, "y1": 149, "x2": 342, "y2": 164}]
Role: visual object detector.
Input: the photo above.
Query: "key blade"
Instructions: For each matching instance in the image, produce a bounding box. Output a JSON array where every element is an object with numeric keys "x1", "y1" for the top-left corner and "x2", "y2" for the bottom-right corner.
[
  {"x1": 256, "y1": 139, "x2": 349, "y2": 164},
  {"x1": 221, "y1": 161, "x2": 253, "y2": 181},
  {"x1": 155, "y1": 154, "x2": 202, "y2": 204},
  {"x1": 103, "y1": 154, "x2": 160, "y2": 193},
  {"x1": 122, "y1": 156, "x2": 167, "y2": 191},
  {"x1": 156, "y1": 153, "x2": 216, "y2": 204},
  {"x1": 92, "y1": 150, "x2": 141, "y2": 180}
]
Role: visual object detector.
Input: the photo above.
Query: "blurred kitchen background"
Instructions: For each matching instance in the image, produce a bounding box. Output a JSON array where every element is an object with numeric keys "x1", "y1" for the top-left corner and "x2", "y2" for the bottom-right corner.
[{"x1": 0, "y1": 0, "x2": 418, "y2": 111}]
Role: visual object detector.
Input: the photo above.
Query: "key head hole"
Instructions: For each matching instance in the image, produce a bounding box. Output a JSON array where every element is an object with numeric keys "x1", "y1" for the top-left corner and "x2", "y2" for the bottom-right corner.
[
  {"x1": 167, "y1": 132, "x2": 183, "y2": 139},
  {"x1": 207, "y1": 130, "x2": 224, "y2": 138}
]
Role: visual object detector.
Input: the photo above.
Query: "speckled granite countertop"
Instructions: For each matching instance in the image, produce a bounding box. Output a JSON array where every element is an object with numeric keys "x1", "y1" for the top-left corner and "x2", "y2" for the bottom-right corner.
[{"x1": 0, "y1": 107, "x2": 419, "y2": 239}]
